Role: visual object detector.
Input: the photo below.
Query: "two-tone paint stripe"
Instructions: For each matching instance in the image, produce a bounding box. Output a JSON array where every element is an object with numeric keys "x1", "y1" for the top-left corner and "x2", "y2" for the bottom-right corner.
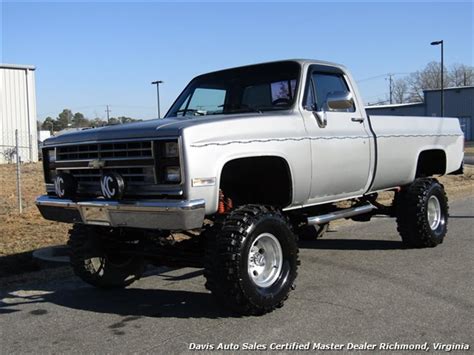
[{"x1": 190, "y1": 133, "x2": 463, "y2": 148}]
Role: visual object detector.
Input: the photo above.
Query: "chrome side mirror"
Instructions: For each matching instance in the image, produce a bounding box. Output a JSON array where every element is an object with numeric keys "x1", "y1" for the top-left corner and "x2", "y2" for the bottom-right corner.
[{"x1": 326, "y1": 91, "x2": 354, "y2": 111}]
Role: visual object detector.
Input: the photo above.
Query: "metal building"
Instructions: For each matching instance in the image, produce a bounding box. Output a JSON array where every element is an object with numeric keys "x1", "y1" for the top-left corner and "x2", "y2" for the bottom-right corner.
[
  {"x1": 366, "y1": 86, "x2": 474, "y2": 141},
  {"x1": 0, "y1": 64, "x2": 38, "y2": 163}
]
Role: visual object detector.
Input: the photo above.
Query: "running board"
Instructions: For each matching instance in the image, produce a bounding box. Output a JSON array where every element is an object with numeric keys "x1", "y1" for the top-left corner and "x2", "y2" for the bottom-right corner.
[{"x1": 307, "y1": 203, "x2": 377, "y2": 225}]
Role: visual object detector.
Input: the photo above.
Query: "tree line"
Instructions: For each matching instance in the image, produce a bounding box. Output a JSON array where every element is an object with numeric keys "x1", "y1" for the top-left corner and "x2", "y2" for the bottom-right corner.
[
  {"x1": 39, "y1": 109, "x2": 142, "y2": 132},
  {"x1": 379, "y1": 62, "x2": 473, "y2": 105}
]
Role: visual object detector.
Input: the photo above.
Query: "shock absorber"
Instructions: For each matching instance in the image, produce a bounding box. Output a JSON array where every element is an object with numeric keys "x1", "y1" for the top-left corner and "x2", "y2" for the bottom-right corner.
[
  {"x1": 218, "y1": 189, "x2": 233, "y2": 213},
  {"x1": 218, "y1": 189, "x2": 226, "y2": 214}
]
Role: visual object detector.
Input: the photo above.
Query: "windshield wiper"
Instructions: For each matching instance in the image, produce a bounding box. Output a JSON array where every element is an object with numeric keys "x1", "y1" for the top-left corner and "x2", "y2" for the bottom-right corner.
[
  {"x1": 219, "y1": 104, "x2": 263, "y2": 114},
  {"x1": 175, "y1": 109, "x2": 205, "y2": 116},
  {"x1": 252, "y1": 105, "x2": 289, "y2": 111}
]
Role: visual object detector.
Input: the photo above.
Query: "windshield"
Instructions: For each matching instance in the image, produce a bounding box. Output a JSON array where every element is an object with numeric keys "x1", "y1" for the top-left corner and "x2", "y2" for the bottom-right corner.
[{"x1": 166, "y1": 61, "x2": 300, "y2": 118}]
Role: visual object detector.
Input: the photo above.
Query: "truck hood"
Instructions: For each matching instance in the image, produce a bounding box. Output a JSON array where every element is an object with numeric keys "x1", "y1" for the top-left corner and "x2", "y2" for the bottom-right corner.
[{"x1": 42, "y1": 114, "x2": 268, "y2": 146}]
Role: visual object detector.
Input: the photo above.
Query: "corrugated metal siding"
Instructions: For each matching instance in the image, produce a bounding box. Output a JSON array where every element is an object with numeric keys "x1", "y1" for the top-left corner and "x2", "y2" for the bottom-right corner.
[
  {"x1": 366, "y1": 104, "x2": 425, "y2": 116},
  {"x1": 425, "y1": 88, "x2": 474, "y2": 140},
  {"x1": 0, "y1": 66, "x2": 38, "y2": 163},
  {"x1": 425, "y1": 88, "x2": 474, "y2": 117}
]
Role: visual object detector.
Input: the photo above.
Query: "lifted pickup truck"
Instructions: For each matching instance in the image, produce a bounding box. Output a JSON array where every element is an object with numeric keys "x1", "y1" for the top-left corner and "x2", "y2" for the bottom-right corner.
[{"x1": 37, "y1": 59, "x2": 464, "y2": 315}]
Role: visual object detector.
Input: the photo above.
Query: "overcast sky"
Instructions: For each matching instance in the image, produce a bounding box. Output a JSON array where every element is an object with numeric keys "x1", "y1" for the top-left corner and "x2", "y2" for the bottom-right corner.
[{"x1": 2, "y1": 0, "x2": 472, "y2": 121}]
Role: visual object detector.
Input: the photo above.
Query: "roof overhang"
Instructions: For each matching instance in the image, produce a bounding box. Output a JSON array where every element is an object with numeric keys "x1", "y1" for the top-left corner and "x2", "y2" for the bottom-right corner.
[{"x1": 0, "y1": 63, "x2": 36, "y2": 70}]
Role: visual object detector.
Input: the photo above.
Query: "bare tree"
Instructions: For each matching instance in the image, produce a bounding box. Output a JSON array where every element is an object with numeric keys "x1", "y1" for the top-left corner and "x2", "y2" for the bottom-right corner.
[
  {"x1": 407, "y1": 61, "x2": 448, "y2": 102},
  {"x1": 391, "y1": 78, "x2": 409, "y2": 104},
  {"x1": 449, "y1": 63, "x2": 473, "y2": 87},
  {"x1": 371, "y1": 61, "x2": 472, "y2": 106}
]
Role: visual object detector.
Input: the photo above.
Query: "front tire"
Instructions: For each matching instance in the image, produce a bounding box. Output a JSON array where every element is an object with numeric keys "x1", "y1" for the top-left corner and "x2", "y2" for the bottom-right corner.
[
  {"x1": 395, "y1": 178, "x2": 448, "y2": 248},
  {"x1": 68, "y1": 224, "x2": 145, "y2": 288},
  {"x1": 204, "y1": 205, "x2": 299, "y2": 315}
]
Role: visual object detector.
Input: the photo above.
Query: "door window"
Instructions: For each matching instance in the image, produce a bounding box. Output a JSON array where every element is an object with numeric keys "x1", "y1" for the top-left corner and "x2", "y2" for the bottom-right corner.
[{"x1": 306, "y1": 72, "x2": 355, "y2": 112}]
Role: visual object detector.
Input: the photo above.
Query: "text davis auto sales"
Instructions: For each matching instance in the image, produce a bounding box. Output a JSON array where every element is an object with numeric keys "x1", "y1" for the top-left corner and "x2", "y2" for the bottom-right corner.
[{"x1": 188, "y1": 342, "x2": 470, "y2": 352}]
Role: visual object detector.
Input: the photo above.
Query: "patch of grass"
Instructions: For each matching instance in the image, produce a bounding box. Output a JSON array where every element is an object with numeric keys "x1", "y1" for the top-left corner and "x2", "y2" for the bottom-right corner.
[{"x1": 0, "y1": 163, "x2": 70, "y2": 259}]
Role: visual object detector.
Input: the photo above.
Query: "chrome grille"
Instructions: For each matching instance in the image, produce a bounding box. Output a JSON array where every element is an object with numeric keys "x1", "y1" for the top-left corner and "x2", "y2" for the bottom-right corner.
[
  {"x1": 51, "y1": 140, "x2": 157, "y2": 196},
  {"x1": 71, "y1": 167, "x2": 155, "y2": 184},
  {"x1": 57, "y1": 141, "x2": 152, "y2": 161}
]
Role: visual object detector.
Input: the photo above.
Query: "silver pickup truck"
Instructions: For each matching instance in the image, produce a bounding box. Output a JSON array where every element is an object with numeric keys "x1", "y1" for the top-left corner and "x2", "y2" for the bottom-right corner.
[{"x1": 37, "y1": 59, "x2": 464, "y2": 315}]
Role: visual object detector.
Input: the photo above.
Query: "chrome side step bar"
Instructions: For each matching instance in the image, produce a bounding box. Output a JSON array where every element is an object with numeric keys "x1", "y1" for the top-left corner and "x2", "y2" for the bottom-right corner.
[{"x1": 307, "y1": 202, "x2": 377, "y2": 225}]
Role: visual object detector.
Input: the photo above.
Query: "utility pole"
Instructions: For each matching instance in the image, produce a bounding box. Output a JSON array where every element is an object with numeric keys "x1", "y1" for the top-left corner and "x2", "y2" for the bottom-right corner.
[
  {"x1": 151, "y1": 81, "x2": 164, "y2": 118},
  {"x1": 105, "y1": 105, "x2": 111, "y2": 123},
  {"x1": 386, "y1": 74, "x2": 394, "y2": 104}
]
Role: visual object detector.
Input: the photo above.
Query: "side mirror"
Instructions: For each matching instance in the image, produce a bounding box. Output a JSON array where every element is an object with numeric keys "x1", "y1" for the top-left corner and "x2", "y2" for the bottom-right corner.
[{"x1": 326, "y1": 91, "x2": 354, "y2": 111}]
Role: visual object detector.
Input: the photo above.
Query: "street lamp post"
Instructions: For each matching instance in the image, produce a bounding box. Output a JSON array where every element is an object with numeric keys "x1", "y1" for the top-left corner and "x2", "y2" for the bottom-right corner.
[
  {"x1": 151, "y1": 80, "x2": 164, "y2": 119},
  {"x1": 430, "y1": 40, "x2": 444, "y2": 116}
]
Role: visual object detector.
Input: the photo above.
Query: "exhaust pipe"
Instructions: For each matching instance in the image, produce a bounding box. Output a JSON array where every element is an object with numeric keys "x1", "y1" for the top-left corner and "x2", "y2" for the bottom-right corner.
[{"x1": 307, "y1": 202, "x2": 377, "y2": 225}]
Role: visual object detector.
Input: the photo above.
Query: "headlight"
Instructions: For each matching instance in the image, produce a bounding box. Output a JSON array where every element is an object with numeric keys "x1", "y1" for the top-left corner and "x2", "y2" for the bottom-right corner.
[
  {"x1": 48, "y1": 148, "x2": 56, "y2": 163},
  {"x1": 164, "y1": 142, "x2": 179, "y2": 158},
  {"x1": 42, "y1": 148, "x2": 56, "y2": 183},
  {"x1": 164, "y1": 166, "x2": 181, "y2": 182}
]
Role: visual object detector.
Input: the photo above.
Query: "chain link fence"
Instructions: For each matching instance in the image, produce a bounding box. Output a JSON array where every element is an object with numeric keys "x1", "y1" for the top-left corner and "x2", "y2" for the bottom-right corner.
[
  {"x1": 0, "y1": 129, "x2": 37, "y2": 213},
  {"x1": 1, "y1": 129, "x2": 35, "y2": 164}
]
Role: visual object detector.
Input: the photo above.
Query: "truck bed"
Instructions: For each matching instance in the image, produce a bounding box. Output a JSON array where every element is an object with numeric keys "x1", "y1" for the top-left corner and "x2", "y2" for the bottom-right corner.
[{"x1": 368, "y1": 115, "x2": 464, "y2": 192}]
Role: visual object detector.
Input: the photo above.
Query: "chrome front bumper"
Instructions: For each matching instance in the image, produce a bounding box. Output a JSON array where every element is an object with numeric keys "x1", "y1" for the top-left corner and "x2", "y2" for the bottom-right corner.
[{"x1": 36, "y1": 195, "x2": 205, "y2": 230}]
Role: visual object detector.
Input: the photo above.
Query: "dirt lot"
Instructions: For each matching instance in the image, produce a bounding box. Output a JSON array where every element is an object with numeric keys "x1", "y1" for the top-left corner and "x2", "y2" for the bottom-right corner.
[
  {"x1": 0, "y1": 162, "x2": 473, "y2": 277},
  {"x1": 0, "y1": 163, "x2": 71, "y2": 276}
]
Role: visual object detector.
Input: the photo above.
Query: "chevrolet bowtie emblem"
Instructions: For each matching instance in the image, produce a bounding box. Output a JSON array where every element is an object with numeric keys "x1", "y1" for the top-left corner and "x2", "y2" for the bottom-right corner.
[{"x1": 88, "y1": 159, "x2": 106, "y2": 169}]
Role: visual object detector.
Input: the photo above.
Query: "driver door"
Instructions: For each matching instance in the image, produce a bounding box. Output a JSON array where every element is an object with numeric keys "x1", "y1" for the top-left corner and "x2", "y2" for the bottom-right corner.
[{"x1": 301, "y1": 67, "x2": 372, "y2": 204}]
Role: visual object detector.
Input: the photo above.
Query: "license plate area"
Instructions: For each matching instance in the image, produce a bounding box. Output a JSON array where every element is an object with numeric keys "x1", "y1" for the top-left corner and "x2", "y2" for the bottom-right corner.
[{"x1": 81, "y1": 205, "x2": 110, "y2": 226}]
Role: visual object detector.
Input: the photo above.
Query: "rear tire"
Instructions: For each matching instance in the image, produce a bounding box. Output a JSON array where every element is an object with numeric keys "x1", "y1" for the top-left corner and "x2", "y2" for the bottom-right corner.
[
  {"x1": 204, "y1": 205, "x2": 299, "y2": 315},
  {"x1": 68, "y1": 224, "x2": 145, "y2": 288},
  {"x1": 395, "y1": 178, "x2": 448, "y2": 248}
]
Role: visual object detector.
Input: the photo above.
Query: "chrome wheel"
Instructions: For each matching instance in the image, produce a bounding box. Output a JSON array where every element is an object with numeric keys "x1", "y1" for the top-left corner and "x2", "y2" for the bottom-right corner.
[
  {"x1": 247, "y1": 233, "x2": 283, "y2": 288},
  {"x1": 90, "y1": 257, "x2": 105, "y2": 276},
  {"x1": 427, "y1": 195, "x2": 442, "y2": 230}
]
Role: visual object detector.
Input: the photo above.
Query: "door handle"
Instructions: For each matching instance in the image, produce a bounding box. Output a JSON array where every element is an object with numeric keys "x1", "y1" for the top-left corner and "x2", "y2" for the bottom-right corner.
[{"x1": 351, "y1": 117, "x2": 364, "y2": 123}]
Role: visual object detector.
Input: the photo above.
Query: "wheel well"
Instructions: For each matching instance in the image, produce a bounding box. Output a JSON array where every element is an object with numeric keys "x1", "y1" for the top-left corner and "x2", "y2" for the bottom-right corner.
[
  {"x1": 220, "y1": 156, "x2": 292, "y2": 208},
  {"x1": 416, "y1": 150, "x2": 446, "y2": 177}
]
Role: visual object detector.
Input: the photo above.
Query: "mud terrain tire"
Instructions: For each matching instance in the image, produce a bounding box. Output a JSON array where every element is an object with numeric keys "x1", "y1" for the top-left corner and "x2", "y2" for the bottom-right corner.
[
  {"x1": 204, "y1": 205, "x2": 299, "y2": 315},
  {"x1": 68, "y1": 224, "x2": 145, "y2": 288},
  {"x1": 395, "y1": 178, "x2": 448, "y2": 248}
]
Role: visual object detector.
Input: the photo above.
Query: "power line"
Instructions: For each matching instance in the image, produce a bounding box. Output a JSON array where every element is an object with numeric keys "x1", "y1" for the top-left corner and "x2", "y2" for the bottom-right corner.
[
  {"x1": 357, "y1": 74, "x2": 388, "y2": 83},
  {"x1": 357, "y1": 72, "x2": 411, "y2": 83}
]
